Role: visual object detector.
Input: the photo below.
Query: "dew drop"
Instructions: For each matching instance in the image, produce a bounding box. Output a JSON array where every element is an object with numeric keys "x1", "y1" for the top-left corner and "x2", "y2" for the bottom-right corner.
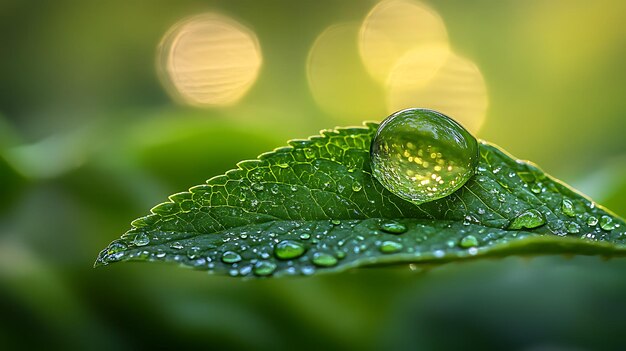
[
  {"x1": 459, "y1": 235, "x2": 479, "y2": 248},
  {"x1": 370, "y1": 109, "x2": 479, "y2": 205},
  {"x1": 331, "y1": 219, "x2": 341, "y2": 225},
  {"x1": 106, "y1": 242, "x2": 127, "y2": 256},
  {"x1": 561, "y1": 199, "x2": 576, "y2": 217},
  {"x1": 221, "y1": 251, "x2": 242, "y2": 263},
  {"x1": 132, "y1": 233, "x2": 150, "y2": 247},
  {"x1": 530, "y1": 183, "x2": 543, "y2": 194},
  {"x1": 566, "y1": 222, "x2": 581, "y2": 234},
  {"x1": 587, "y1": 216, "x2": 598, "y2": 226},
  {"x1": 253, "y1": 261, "x2": 277, "y2": 276},
  {"x1": 351, "y1": 182, "x2": 363, "y2": 192},
  {"x1": 170, "y1": 241, "x2": 184, "y2": 250},
  {"x1": 274, "y1": 240, "x2": 306, "y2": 260},
  {"x1": 379, "y1": 241, "x2": 403, "y2": 253},
  {"x1": 508, "y1": 209, "x2": 546, "y2": 229},
  {"x1": 312, "y1": 252, "x2": 338, "y2": 267},
  {"x1": 300, "y1": 233, "x2": 311, "y2": 240},
  {"x1": 600, "y1": 215, "x2": 616, "y2": 231},
  {"x1": 187, "y1": 246, "x2": 201, "y2": 259},
  {"x1": 380, "y1": 221, "x2": 407, "y2": 234}
]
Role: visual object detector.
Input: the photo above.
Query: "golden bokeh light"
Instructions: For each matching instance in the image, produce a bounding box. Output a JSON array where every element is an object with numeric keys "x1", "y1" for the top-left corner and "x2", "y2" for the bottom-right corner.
[
  {"x1": 383, "y1": 43, "x2": 450, "y2": 89},
  {"x1": 387, "y1": 50, "x2": 488, "y2": 134},
  {"x1": 307, "y1": 23, "x2": 386, "y2": 122},
  {"x1": 359, "y1": 0, "x2": 449, "y2": 84},
  {"x1": 157, "y1": 13, "x2": 262, "y2": 107}
]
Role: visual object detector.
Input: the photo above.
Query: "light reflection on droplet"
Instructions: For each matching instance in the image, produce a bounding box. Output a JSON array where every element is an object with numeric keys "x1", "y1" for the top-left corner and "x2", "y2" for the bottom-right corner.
[
  {"x1": 306, "y1": 23, "x2": 385, "y2": 122},
  {"x1": 387, "y1": 50, "x2": 488, "y2": 134},
  {"x1": 359, "y1": 0, "x2": 449, "y2": 84},
  {"x1": 157, "y1": 13, "x2": 262, "y2": 107}
]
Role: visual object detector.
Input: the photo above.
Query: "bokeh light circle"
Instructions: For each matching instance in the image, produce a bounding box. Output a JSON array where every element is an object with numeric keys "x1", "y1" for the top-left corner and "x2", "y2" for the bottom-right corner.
[
  {"x1": 359, "y1": 0, "x2": 449, "y2": 84},
  {"x1": 387, "y1": 50, "x2": 488, "y2": 134},
  {"x1": 157, "y1": 13, "x2": 262, "y2": 107},
  {"x1": 307, "y1": 23, "x2": 386, "y2": 122}
]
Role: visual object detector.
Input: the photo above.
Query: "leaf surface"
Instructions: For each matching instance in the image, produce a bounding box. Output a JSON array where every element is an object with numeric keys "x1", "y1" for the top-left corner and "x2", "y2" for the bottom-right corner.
[{"x1": 95, "y1": 123, "x2": 626, "y2": 277}]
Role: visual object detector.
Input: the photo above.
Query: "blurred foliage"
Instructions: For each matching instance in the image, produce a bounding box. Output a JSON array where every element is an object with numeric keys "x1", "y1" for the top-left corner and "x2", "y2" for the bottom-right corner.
[{"x1": 0, "y1": 0, "x2": 625, "y2": 350}]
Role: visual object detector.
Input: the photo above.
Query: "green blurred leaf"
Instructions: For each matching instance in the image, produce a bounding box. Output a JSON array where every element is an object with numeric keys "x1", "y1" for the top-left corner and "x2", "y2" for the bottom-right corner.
[{"x1": 95, "y1": 123, "x2": 626, "y2": 277}]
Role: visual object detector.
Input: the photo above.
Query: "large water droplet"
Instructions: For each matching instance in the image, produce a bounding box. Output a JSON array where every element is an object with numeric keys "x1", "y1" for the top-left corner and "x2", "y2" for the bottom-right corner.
[
  {"x1": 508, "y1": 209, "x2": 546, "y2": 229},
  {"x1": 312, "y1": 252, "x2": 338, "y2": 267},
  {"x1": 370, "y1": 108, "x2": 479, "y2": 204},
  {"x1": 274, "y1": 240, "x2": 306, "y2": 260},
  {"x1": 459, "y1": 235, "x2": 479, "y2": 248},
  {"x1": 132, "y1": 233, "x2": 150, "y2": 246},
  {"x1": 587, "y1": 216, "x2": 598, "y2": 226},
  {"x1": 561, "y1": 199, "x2": 575, "y2": 217},
  {"x1": 380, "y1": 221, "x2": 408, "y2": 234},
  {"x1": 600, "y1": 215, "x2": 616, "y2": 231},
  {"x1": 253, "y1": 261, "x2": 277, "y2": 276},
  {"x1": 221, "y1": 251, "x2": 242, "y2": 263},
  {"x1": 379, "y1": 240, "x2": 403, "y2": 253}
]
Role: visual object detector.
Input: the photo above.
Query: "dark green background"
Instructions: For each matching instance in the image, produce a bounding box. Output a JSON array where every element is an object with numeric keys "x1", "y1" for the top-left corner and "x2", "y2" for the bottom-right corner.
[{"x1": 1, "y1": 1, "x2": 625, "y2": 349}]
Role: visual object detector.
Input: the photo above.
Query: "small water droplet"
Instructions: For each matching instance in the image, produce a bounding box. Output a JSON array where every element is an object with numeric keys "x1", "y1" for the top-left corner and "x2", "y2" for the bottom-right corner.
[
  {"x1": 274, "y1": 240, "x2": 306, "y2": 260},
  {"x1": 290, "y1": 185, "x2": 298, "y2": 192},
  {"x1": 351, "y1": 182, "x2": 362, "y2": 192},
  {"x1": 221, "y1": 251, "x2": 242, "y2": 264},
  {"x1": 300, "y1": 233, "x2": 311, "y2": 240},
  {"x1": 561, "y1": 199, "x2": 576, "y2": 217},
  {"x1": 379, "y1": 241, "x2": 403, "y2": 253},
  {"x1": 587, "y1": 216, "x2": 598, "y2": 226},
  {"x1": 370, "y1": 109, "x2": 478, "y2": 205},
  {"x1": 566, "y1": 222, "x2": 580, "y2": 234},
  {"x1": 459, "y1": 235, "x2": 479, "y2": 248},
  {"x1": 331, "y1": 219, "x2": 341, "y2": 225},
  {"x1": 187, "y1": 246, "x2": 201, "y2": 259},
  {"x1": 170, "y1": 241, "x2": 184, "y2": 250},
  {"x1": 107, "y1": 242, "x2": 127, "y2": 255},
  {"x1": 312, "y1": 252, "x2": 338, "y2": 267},
  {"x1": 600, "y1": 215, "x2": 616, "y2": 231},
  {"x1": 530, "y1": 183, "x2": 542, "y2": 194},
  {"x1": 132, "y1": 233, "x2": 150, "y2": 246},
  {"x1": 380, "y1": 221, "x2": 407, "y2": 234},
  {"x1": 508, "y1": 209, "x2": 546, "y2": 229},
  {"x1": 253, "y1": 261, "x2": 277, "y2": 276}
]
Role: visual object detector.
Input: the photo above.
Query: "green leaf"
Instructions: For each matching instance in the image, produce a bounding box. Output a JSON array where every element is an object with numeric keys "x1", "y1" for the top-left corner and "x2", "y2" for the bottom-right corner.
[{"x1": 95, "y1": 123, "x2": 626, "y2": 277}]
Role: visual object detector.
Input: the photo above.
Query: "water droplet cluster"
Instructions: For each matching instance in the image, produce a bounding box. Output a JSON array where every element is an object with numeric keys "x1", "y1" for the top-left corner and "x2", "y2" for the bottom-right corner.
[{"x1": 370, "y1": 108, "x2": 479, "y2": 204}]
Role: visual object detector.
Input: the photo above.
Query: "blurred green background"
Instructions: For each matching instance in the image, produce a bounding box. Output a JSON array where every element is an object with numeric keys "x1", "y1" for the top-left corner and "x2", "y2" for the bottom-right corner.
[{"x1": 1, "y1": 0, "x2": 626, "y2": 350}]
